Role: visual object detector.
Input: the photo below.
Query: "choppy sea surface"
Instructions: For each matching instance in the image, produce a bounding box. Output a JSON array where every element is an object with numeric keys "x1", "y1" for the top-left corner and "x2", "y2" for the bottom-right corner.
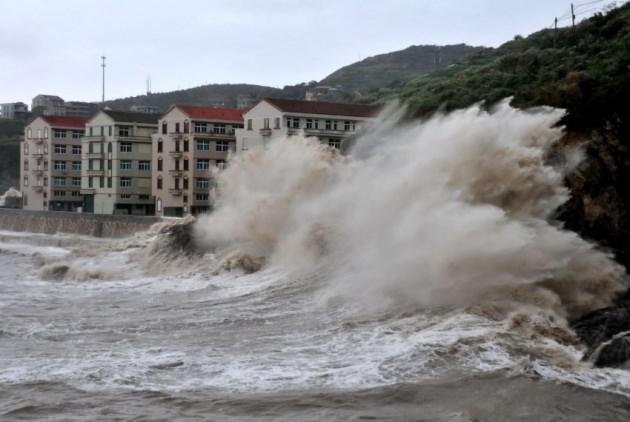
[{"x1": 1, "y1": 229, "x2": 630, "y2": 421}]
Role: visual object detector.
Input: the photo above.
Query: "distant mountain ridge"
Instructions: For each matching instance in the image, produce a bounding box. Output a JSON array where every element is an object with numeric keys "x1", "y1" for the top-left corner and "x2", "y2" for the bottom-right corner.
[
  {"x1": 103, "y1": 44, "x2": 482, "y2": 111},
  {"x1": 320, "y1": 44, "x2": 484, "y2": 94}
]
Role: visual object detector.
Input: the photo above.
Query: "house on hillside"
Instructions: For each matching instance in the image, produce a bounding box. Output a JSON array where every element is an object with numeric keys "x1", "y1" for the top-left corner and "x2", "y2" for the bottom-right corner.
[
  {"x1": 235, "y1": 98, "x2": 380, "y2": 153},
  {"x1": 81, "y1": 110, "x2": 158, "y2": 215},
  {"x1": 152, "y1": 105, "x2": 244, "y2": 217},
  {"x1": 21, "y1": 115, "x2": 89, "y2": 212}
]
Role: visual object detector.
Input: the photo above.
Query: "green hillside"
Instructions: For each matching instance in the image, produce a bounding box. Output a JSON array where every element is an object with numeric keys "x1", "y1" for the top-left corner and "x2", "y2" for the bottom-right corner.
[
  {"x1": 387, "y1": 5, "x2": 630, "y2": 130},
  {"x1": 0, "y1": 119, "x2": 24, "y2": 193},
  {"x1": 321, "y1": 44, "x2": 483, "y2": 94}
]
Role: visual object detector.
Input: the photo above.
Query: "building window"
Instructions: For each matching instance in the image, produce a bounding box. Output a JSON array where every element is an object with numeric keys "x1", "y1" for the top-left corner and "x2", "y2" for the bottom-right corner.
[
  {"x1": 118, "y1": 126, "x2": 131, "y2": 137},
  {"x1": 23, "y1": 176, "x2": 29, "y2": 187},
  {"x1": 138, "y1": 160, "x2": 151, "y2": 171},
  {"x1": 72, "y1": 145, "x2": 81, "y2": 155},
  {"x1": 196, "y1": 178, "x2": 209, "y2": 189},
  {"x1": 71, "y1": 191, "x2": 81, "y2": 197},
  {"x1": 195, "y1": 193, "x2": 209, "y2": 201},
  {"x1": 72, "y1": 177, "x2": 81, "y2": 187},
  {"x1": 139, "y1": 194, "x2": 150, "y2": 200},
  {"x1": 53, "y1": 176, "x2": 65, "y2": 186},
  {"x1": 287, "y1": 117, "x2": 300, "y2": 129},
  {"x1": 23, "y1": 160, "x2": 29, "y2": 171},
  {"x1": 344, "y1": 121, "x2": 355, "y2": 131},
  {"x1": 72, "y1": 130, "x2": 83, "y2": 139},
  {"x1": 120, "y1": 143, "x2": 132, "y2": 153},
  {"x1": 196, "y1": 139, "x2": 209, "y2": 151},
  {"x1": 325, "y1": 120, "x2": 332, "y2": 130},
  {"x1": 247, "y1": 119, "x2": 252, "y2": 130},
  {"x1": 263, "y1": 118, "x2": 270, "y2": 129},
  {"x1": 72, "y1": 161, "x2": 81, "y2": 171},
  {"x1": 175, "y1": 122, "x2": 180, "y2": 133},
  {"x1": 119, "y1": 160, "x2": 132, "y2": 170},
  {"x1": 108, "y1": 177, "x2": 112, "y2": 188},
  {"x1": 329, "y1": 139, "x2": 341, "y2": 149},
  {"x1": 157, "y1": 139, "x2": 163, "y2": 153},
  {"x1": 108, "y1": 126, "x2": 112, "y2": 136},
  {"x1": 274, "y1": 117, "x2": 280, "y2": 129},
  {"x1": 54, "y1": 161, "x2": 66, "y2": 170},
  {"x1": 53, "y1": 129, "x2": 66, "y2": 138},
  {"x1": 213, "y1": 124, "x2": 226, "y2": 134},
  {"x1": 88, "y1": 177, "x2": 93, "y2": 188},
  {"x1": 184, "y1": 121, "x2": 190, "y2": 133},
  {"x1": 194, "y1": 122, "x2": 207, "y2": 133},
  {"x1": 89, "y1": 127, "x2": 93, "y2": 136},
  {"x1": 43, "y1": 128, "x2": 49, "y2": 138},
  {"x1": 162, "y1": 122, "x2": 167, "y2": 134},
  {"x1": 306, "y1": 119, "x2": 313, "y2": 129},
  {"x1": 53, "y1": 190, "x2": 65, "y2": 197},
  {"x1": 119, "y1": 177, "x2": 132, "y2": 188},
  {"x1": 196, "y1": 159, "x2": 210, "y2": 170},
  {"x1": 27, "y1": 128, "x2": 32, "y2": 139},
  {"x1": 157, "y1": 158, "x2": 163, "y2": 171},
  {"x1": 157, "y1": 177, "x2": 163, "y2": 190},
  {"x1": 216, "y1": 159, "x2": 226, "y2": 169},
  {"x1": 216, "y1": 141, "x2": 229, "y2": 152},
  {"x1": 183, "y1": 159, "x2": 189, "y2": 171},
  {"x1": 183, "y1": 178, "x2": 189, "y2": 190},
  {"x1": 120, "y1": 194, "x2": 131, "y2": 199},
  {"x1": 24, "y1": 143, "x2": 29, "y2": 154},
  {"x1": 184, "y1": 140, "x2": 189, "y2": 152},
  {"x1": 54, "y1": 144, "x2": 67, "y2": 154}
]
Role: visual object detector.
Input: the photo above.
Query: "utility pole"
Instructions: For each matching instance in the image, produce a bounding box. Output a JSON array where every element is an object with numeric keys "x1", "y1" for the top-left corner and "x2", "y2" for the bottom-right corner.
[
  {"x1": 554, "y1": 17, "x2": 558, "y2": 47},
  {"x1": 571, "y1": 3, "x2": 576, "y2": 27},
  {"x1": 101, "y1": 56, "x2": 106, "y2": 103}
]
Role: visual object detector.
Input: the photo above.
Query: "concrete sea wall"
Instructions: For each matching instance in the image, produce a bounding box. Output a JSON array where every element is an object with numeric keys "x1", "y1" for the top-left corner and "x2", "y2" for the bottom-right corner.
[{"x1": 0, "y1": 208, "x2": 160, "y2": 238}]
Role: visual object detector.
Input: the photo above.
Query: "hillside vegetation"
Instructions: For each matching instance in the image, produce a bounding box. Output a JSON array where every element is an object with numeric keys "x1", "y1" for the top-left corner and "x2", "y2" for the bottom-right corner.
[
  {"x1": 321, "y1": 44, "x2": 483, "y2": 94},
  {"x1": 387, "y1": 5, "x2": 630, "y2": 131},
  {"x1": 0, "y1": 119, "x2": 24, "y2": 193}
]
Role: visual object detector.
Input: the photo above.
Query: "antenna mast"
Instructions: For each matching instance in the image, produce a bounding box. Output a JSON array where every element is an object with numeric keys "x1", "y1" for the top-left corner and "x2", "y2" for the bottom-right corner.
[{"x1": 101, "y1": 56, "x2": 106, "y2": 103}]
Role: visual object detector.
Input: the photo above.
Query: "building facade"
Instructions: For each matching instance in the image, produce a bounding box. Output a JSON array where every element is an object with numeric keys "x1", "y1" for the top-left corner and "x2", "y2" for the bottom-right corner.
[
  {"x1": 235, "y1": 98, "x2": 380, "y2": 153},
  {"x1": 1, "y1": 102, "x2": 29, "y2": 120},
  {"x1": 130, "y1": 105, "x2": 161, "y2": 114},
  {"x1": 152, "y1": 105, "x2": 243, "y2": 217},
  {"x1": 31, "y1": 95, "x2": 66, "y2": 116},
  {"x1": 21, "y1": 115, "x2": 88, "y2": 211},
  {"x1": 65, "y1": 101, "x2": 99, "y2": 117},
  {"x1": 81, "y1": 110, "x2": 158, "y2": 215}
]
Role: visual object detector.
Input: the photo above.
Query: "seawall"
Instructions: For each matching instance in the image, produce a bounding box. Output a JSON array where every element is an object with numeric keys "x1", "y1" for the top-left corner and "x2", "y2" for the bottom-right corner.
[{"x1": 0, "y1": 208, "x2": 160, "y2": 238}]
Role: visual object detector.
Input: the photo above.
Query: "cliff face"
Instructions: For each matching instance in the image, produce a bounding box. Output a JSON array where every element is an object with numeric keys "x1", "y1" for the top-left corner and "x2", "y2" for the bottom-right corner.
[{"x1": 558, "y1": 124, "x2": 630, "y2": 270}]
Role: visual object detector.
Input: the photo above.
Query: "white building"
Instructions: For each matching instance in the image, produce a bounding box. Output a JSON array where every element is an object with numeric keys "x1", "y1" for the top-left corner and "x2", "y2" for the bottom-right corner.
[{"x1": 235, "y1": 98, "x2": 380, "y2": 153}]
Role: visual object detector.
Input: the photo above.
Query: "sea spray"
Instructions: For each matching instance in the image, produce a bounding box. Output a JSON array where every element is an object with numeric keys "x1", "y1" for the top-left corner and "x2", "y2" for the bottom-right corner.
[{"x1": 195, "y1": 100, "x2": 627, "y2": 319}]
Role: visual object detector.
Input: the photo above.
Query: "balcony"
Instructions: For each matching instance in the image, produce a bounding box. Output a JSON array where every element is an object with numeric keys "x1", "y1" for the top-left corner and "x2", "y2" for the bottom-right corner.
[
  {"x1": 259, "y1": 128, "x2": 272, "y2": 137},
  {"x1": 33, "y1": 185, "x2": 44, "y2": 192},
  {"x1": 168, "y1": 188, "x2": 182, "y2": 196},
  {"x1": 84, "y1": 152, "x2": 103, "y2": 159},
  {"x1": 303, "y1": 128, "x2": 350, "y2": 137},
  {"x1": 32, "y1": 137, "x2": 46, "y2": 145},
  {"x1": 86, "y1": 169, "x2": 104, "y2": 176},
  {"x1": 31, "y1": 168, "x2": 45, "y2": 176},
  {"x1": 168, "y1": 170, "x2": 183, "y2": 177},
  {"x1": 193, "y1": 131, "x2": 236, "y2": 139},
  {"x1": 169, "y1": 150, "x2": 183, "y2": 158},
  {"x1": 31, "y1": 152, "x2": 45, "y2": 158}
]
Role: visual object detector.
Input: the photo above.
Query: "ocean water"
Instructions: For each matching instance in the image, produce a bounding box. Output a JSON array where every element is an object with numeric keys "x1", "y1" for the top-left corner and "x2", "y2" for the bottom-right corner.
[{"x1": 1, "y1": 230, "x2": 630, "y2": 421}]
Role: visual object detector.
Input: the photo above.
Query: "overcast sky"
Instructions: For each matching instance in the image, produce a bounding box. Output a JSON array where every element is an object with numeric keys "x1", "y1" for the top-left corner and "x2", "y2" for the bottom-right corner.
[{"x1": 0, "y1": 0, "x2": 613, "y2": 104}]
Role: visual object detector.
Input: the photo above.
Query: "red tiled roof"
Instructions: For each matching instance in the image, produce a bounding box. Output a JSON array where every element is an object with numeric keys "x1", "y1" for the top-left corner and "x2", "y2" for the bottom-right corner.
[
  {"x1": 177, "y1": 105, "x2": 243, "y2": 122},
  {"x1": 262, "y1": 98, "x2": 381, "y2": 118},
  {"x1": 40, "y1": 115, "x2": 89, "y2": 128}
]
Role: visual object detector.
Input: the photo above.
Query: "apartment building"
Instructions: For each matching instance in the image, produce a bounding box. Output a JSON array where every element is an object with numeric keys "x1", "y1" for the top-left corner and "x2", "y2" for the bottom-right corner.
[
  {"x1": 81, "y1": 110, "x2": 158, "y2": 215},
  {"x1": 31, "y1": 95, "x2": 66, "y2": 116},
  {"x1": 20, "y1": 115, "x2": 88, "y2": 211},
  {"x1": 1, "y1": 102, "x2": 29, "y2": 119},
  {"x1": 152, "y1": 105, "x2": 243, "y2": 217},
  {"x1": 235, "y1": 98, "x2": 380, "y2": 153}
]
